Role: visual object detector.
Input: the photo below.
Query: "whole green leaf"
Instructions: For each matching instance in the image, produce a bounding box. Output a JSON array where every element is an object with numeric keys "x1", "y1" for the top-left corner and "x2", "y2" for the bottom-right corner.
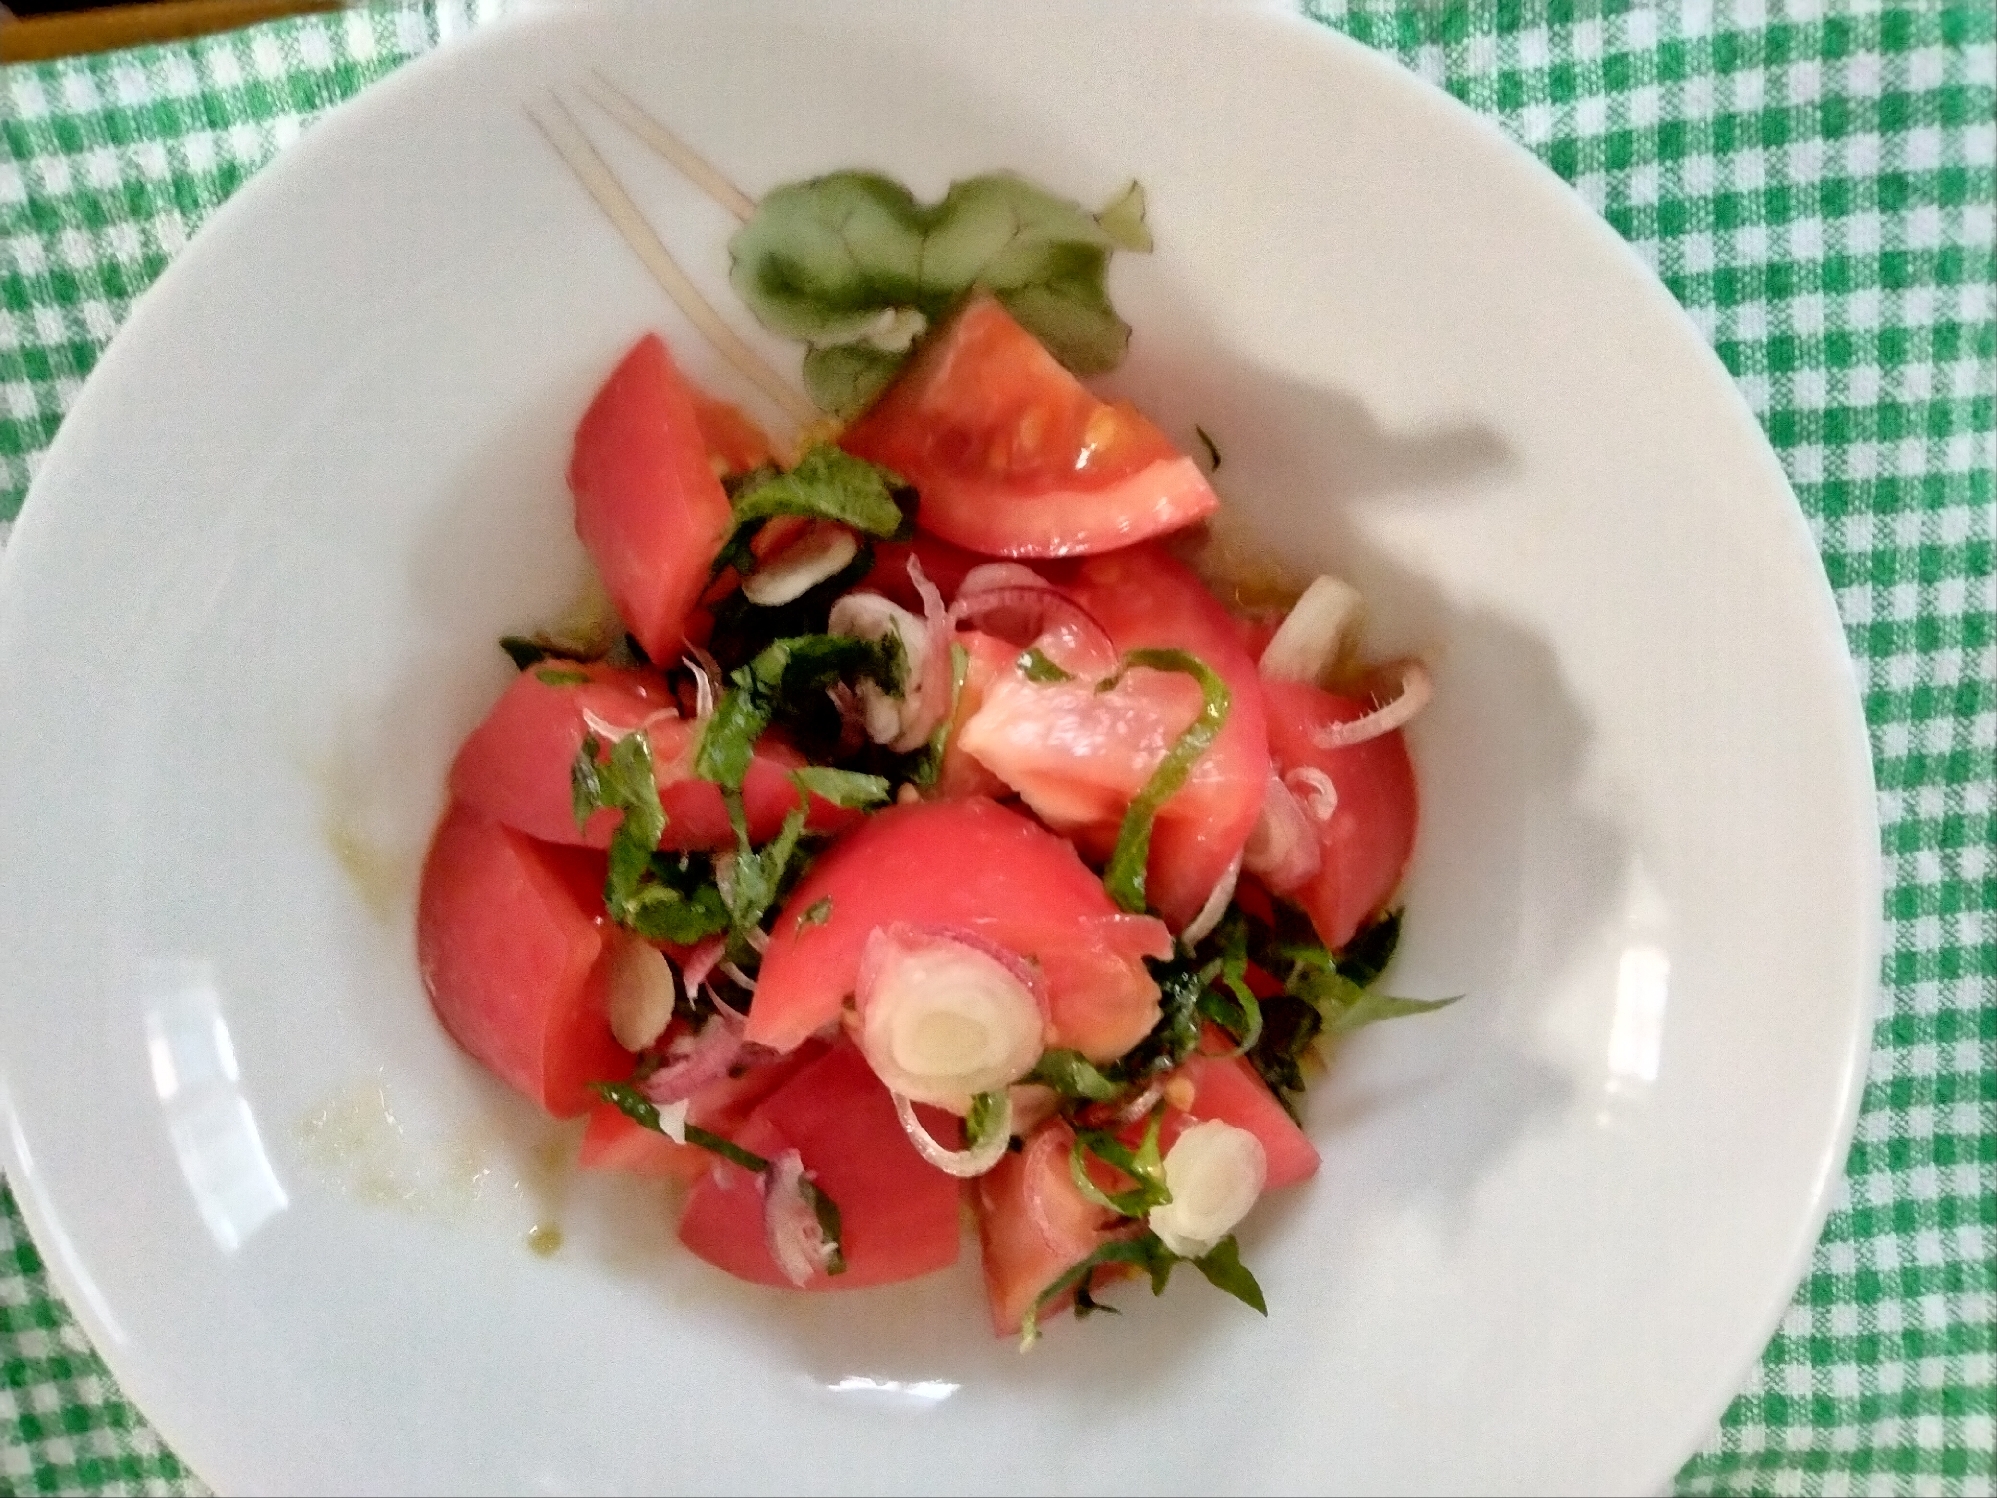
[
  {"x1": 728, "y1": 171, "x2": 930, "y2": 345},
  {"x1": 1325, "y1": 989, "x2": 1461, "y2": 1034},
  {"x1": 1101, "y1": 649, "x2": 1231, "y2": 913},
  {"x1": 802, "y1": 344, "x2": 906, "y2": 419},
  {"x1": 1095, "y1": 179, "x2": 1153, "y2": 253},
  {"x1": 730, "y1": 445, "x2": 909, "y2": 538},
  {"x1": 730, "y1": 169, "x2": 1146, "y2": 406}
]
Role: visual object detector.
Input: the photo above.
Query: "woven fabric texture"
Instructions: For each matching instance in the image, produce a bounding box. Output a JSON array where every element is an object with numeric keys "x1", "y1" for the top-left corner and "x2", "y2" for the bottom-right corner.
[{"x1": 1, "y1": 2, "x2": 1991, "y2": 1493}]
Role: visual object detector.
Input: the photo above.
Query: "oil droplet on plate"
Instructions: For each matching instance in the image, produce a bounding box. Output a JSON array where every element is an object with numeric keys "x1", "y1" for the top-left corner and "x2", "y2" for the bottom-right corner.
[{"x1": 526, "y1": 1222, "x2": 565, "y2": 1257}]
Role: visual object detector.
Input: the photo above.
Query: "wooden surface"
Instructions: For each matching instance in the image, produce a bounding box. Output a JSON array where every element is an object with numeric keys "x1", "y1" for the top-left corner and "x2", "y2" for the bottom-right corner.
[{"x1": 0, "y1": 0, "x2": 341, "y2": 61}]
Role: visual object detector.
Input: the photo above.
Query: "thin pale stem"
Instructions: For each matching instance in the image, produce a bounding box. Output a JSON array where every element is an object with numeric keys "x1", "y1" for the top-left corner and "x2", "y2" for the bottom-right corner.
[
  {"x1": 584, "y1": 72, "x2": 757, "y2": 223},
  {"x1": 529, "y1": 97, "x2": 818, "y2": 430}
]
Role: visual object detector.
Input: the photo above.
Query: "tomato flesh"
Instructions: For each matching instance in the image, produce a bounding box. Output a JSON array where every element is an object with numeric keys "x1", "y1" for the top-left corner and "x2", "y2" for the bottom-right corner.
[
  {"x1": 569, "y1": 334, "x2": 734, "y2": 665},
  {"x1": 973, "y1": 1121, "x2": 1122, "y2": 1336},
  {"x1": 688, "y1": 388, "x2": 777, "y2": 476},
  {"x1": 416, "y1": 803, "x2": 623, "y2": 1117},
  {"x1": 677, "y1": 1043, "x2": 963, "y2": 1289},
  {"x1": 1262, "y1": 679, "x2": 1418, "y2": 949},
  {"x1": 578, "y1": 1037, "x2": 829, "y2": 1182},
  {"x1": 449, "y1": 664, "x2": 853, "y2": 852},
  {"x1": 747, "y1": 798, "x2": 1170, "y2": 1059},
  {"x1": 841, "y1": 294, "x2": 1218, "y2": 558},
  {"x1": 1168, "y1": 1039, "x2": 1320, "y2": 1191}
]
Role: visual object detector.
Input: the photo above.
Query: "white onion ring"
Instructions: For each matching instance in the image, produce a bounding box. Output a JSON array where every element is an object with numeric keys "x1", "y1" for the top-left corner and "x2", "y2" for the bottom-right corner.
[
  {"x1": 950, "y1": 583, "x2": 1117, "y2": 664},
  {"x1": 761, "y1": 1150, "x2": 834, "y2": 1287},
  {"x1": 1176, "y1": 851, "x2": 1242, "y2": 946},
  {"x1": 1284, "y1": 766, "x2": 1339, "y2": 822},
  {"x1": 679, "y1": 937, "x2": 725, "y2": 996},
  {"x1": 640, "y1": 1019, "x2": 765, "y2": 1106},
  {"x1": 893, "y1": 1091, "x2": 1012, "y2": 1178},
  {"x1": 681, "y1": 653, "x2": 717, "y2": 720},
  {"x1": 954, "y1": 562, "x2": 1051, "y2": 599},
  {"x1": 1112, "y1": 1080, "x2": 1166, "y2": 1127},
  {"x1": 892, "y1": 556, "x2": 955, "y2": 752},
  {"x1": 1311, "y1": 658, "x2": 1433, "y2": 748},
  {"x1": 719, "y1": 960, "x2": 759, "y2": 993},
  {"x1": 1243, "y1": 774, "x2": 1323, "y2": 893}
]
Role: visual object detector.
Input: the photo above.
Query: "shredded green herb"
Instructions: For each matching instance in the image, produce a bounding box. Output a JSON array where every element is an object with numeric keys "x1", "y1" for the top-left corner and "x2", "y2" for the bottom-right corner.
[
  {"x1": 534, "y1": 666, "x2": 594, "y2": 687},
  {"x1": 695, "y1": 633, "x2": 903, "y2": 792},
  {"x1": 1069, "y1": 1109, "x2": 1172, "y2": 1218},
  {"x1": 1194, "y1": 425, "x2": 1222, "y2": 471},
  {"x1": 570, "y1": 733, "x2": 732, "y2": 944},
  {"x1": 798, "y1": 896, "x2": 834, "y2": 930},
  {"x1": 1025, "y1": 1049, "x2": 1122, "y2": 1102},
  {"x1": 1099, "y1": 649, "x2": 1231, "y2": 913},
  {"x1": 728, "y1": 445, "x2": 911, "y2": 539},
  {"x1": 789, "y1": 766, "x2": 893, "y2": 810},
  {"x1": 1017, "y1": 647, "x2": 1073, "y2": 684},
  {"x1": 1020, "y1": 1231, "x2": 1264, "y2": 1348}
]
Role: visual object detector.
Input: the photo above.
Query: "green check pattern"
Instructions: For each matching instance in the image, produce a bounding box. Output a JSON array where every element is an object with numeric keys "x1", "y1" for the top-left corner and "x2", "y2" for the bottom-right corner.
[{"x1": 1, "y1": 1, "x2": 1990, "y2": 1492}]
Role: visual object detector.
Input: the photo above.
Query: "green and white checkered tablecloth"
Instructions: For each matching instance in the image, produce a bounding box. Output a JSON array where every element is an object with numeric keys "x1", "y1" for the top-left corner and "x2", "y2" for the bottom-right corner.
[{"x1": 2, "y1": 2, "x2": 1991, "y2": 1492}]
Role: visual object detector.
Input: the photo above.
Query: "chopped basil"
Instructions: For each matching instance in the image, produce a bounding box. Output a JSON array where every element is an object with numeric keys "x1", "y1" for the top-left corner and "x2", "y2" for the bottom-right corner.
[
  {"x1": 1188, "y1": 1234, "x2": 1265, "y2": 1314},
  {"x1": 789, "y1": 765, "x2": 892, "y2": 810},
  {"x1": 571, "y1": 733, "x2": 729, "y2": 944},
  {"x1": 1194, "y1": 425, "x2": 1222, "y2": 471},
  {"x1": 1019, "y1": 1230, "x2": 1264, "y2": 1348},
  {"x1": 908, "y1": 641, "x2": 971, "y2": 790},
  {"x1": 696, "y1": 633, "x2": 903, "y2": 792},
  {"x1": 802, "y1": 343, "x2": 905, "y2": 419},
  {"x1": 1191, "y1": 916, "x2": 1263, "y2": 1058},
  {"x1": 797, "y1": 896, "x2": 834, "y2": 930},
  {"x1": 1017, "y1": 647, "x2": 1073, "y2": 684},
  {"x1": 1069, "y1": 1109, "x2": 1171, "y2": 1218},
  {"x1": 1099, "y1": 649, "x2": 1231, "y2": 913},
  {"x1": 1025, "y1": 1049, "x2": 1122, "y2": 1102},
  {"x1": 704, "y1": 543, "x2": 878, "y2": 669},
  {"x1": 590, "y1": 1081, "x2": 768, "y2": 1174},
  {"x1": 720, "y1": 793, "x2": 810, "y2": 945},
  {"x1": 728, "y1": 445, "x2": 911, "y2": 539},
  {"x1": 534, "y1": 666, "x2": 594, "y2": 687}
]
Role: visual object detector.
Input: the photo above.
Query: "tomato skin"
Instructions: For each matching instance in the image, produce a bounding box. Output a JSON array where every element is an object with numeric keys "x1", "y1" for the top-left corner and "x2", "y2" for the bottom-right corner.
[
  {"x1": 569, "y1": 334, "x2": 734, "y2": 665},
  {"x1": 1061, "y1": 547, "x2": 1273, "y2": 930},
  {"x1": 449, "y1": 663, "x2": 672, "y2": 847},
  {"x1": 577, "y1": 1037, "x2": 830, "y2": 1182},
  {"x1": 934, "y1": 630, "x2": 1017, "y2": 801},
  {"x1": 677, "y1": 1044, "x2": 963, "y2": 1289},
  {"x1": 1261, "y1": 679, "x2": 1418, "y2": 949},
  {"x1": 747, "y1": 798, "x2": 1170, "y2": 1059},
  {"x1": 416, "y1": 803, "x2": 625, "y2": 1118},
  {"x1": 688, "y1": 388, "x2": 777, "y2": 476},
  {"x1": 448, "y1": 668, "x2": 854, "y2": 852},
  {"x1": 840, "y1": 294, "x2": 1218, "y2": 558},
  {"x1": 1168, "y1": 1039, "x2": 1320, "y2": 1191},
  {"x1": 973, "y1": 1121, "x2": 1123, "y2": 1337}
]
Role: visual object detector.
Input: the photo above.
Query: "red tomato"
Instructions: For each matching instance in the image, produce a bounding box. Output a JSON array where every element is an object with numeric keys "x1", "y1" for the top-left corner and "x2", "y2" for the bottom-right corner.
[
  {"x1": 863, "y1": 533, "x2": 985, "y2": 610},
  {"x1": 688, "y1": 388, "x2": 777, "y2": 476},
  {"x1": 416, "y1": 803, "x2": 624, "y2": 1117},
  {"x1": 449, "y1": 662, "x2": 671, "y2": 846},
  {"x1": 449, "y1": 666, "x2": 854, "y2": 852},
  {"x1": 933, "y1": 629, "x2": 1016, "y2": 801},
  {"x1": 569, "y1": 334, "x2": 734, "y2": 665},
  {"x1": 1262, "y1": 679, "x2": 1418, "y2": 949},
  {"x1": 840, "y1": 294, "x2": 1218, "y2": 558},
  {"x1": 1168, "y1": 1037, "x2": 1320, "y2": 1191},
  {"x1": 958, "y1": 547, "x2": 1270, "y2": 931},
  {"x1": 973, "y1": 1121, "x2": 1123, "y2": 1337},
  {"x1": 677, "y1": 1044, "x2": 963, "y2": 1289},
  {"x1": 577, "y1": 1038, "x2": 829, "y2": 1182},
  {"x1": 747, "y1": 798, "x2": 1171, "y2": 1060}
]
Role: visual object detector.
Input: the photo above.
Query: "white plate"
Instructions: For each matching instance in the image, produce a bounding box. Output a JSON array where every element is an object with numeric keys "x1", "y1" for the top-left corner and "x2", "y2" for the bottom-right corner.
[{"x1": 0, "y1": 3, "x2": 1878, "y2": 1493}]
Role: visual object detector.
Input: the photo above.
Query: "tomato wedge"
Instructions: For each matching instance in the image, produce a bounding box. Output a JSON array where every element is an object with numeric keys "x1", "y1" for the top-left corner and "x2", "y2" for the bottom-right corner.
[
  {"x1": 569, "y1": 334, "x2": 734, "y2": 665},
  {"x1": 1168, "y1": 1038, "x2": 1320, "y2": 1191},
  {"x1": 578, "y1": 1038, "x2": 829, "y2": 1182},
  {"x1": 1262, "y1": 679, "x2": 1419, "y2": 950},
  {"x1": 748, "y1": 798, "x2": 1171, "y2": 1060},
  {"x1": 840, "y1": 294, "x2": 1218, "y2": 558},
  {"x1": 449, "y1": 664, "x2": 855, "y2": 852},
  {"x1": 973, "y1": 1121, "x2": 1123, "y2": 1337},
  {"x1": 677, "y1": 1044, "x2": 963, "y2": 1289},
  {"x1": 688, "y1": 388, "x2": 777, "y2": 476},
  {"x1": 416, "y1": 803, "x2": 623, "y2": 1118}
]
